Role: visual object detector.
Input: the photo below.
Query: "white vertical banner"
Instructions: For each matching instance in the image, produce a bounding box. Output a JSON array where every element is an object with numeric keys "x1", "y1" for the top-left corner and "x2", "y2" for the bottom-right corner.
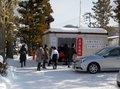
[{"x1": 50, "y1": 37, "x2": 57, "y2": 47}]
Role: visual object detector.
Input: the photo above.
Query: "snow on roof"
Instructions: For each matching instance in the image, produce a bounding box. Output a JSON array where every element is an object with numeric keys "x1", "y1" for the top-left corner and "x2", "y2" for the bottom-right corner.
[
  {"x1": 108, "y1": 36, "x2": 119, "y2": 39},
  {"x1": 44, "y1": 27, "x2": 107, "y2": 34}
]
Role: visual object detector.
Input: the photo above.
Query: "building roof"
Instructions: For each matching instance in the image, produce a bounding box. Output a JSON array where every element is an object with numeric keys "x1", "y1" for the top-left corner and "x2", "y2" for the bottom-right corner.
[
  {"x1": 44, "y1": 27, "x2": 107, "y2": 34},
  {"x1": 108, "y1": 36, "x2": 119, "y2": 39}
]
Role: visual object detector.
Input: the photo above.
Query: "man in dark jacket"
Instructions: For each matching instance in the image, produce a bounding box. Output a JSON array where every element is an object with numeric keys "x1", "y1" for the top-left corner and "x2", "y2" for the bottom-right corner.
[
  {"x1": 68, "y1": 43, "x2": 76, "y2": 68},
  {"x1": 63, "y1": 44, "x2": 69, "y2": 65}
]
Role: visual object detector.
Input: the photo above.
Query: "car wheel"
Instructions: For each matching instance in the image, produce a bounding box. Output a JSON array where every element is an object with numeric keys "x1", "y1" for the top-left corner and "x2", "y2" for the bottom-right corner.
[
  {"x1": 87, "y1": 63, "x2": 100, "y2": 74},
  {"x1": 117, "y1": 81, "x2": 120, "y2": 87}
]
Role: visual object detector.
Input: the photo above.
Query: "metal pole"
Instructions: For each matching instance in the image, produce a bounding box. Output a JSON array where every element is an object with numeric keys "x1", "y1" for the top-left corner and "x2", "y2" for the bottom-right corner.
[
  {"x1": 79, "y1": 0, "x2": 82, "y2": 28},
  {"x1": 118, "y1": 23, "x2": 120, "y2": 46}
]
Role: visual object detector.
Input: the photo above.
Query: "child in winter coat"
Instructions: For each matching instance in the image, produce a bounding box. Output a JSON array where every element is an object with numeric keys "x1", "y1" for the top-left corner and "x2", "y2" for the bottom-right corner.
[{"x1": 51, "y1": 47, "x2": 59, "y2": 69}]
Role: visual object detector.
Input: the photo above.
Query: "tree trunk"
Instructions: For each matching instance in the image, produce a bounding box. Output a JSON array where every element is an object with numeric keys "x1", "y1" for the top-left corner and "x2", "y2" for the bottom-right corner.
[
  {"x1": 6, "y1": 41, "x2": 13, "y2": 59},
  {"x1": 27, "y1": 42, "x2": 32, "y2": 56},
  {"x1": 0, "y1": 29, "x2": 5, "y2": 58}
]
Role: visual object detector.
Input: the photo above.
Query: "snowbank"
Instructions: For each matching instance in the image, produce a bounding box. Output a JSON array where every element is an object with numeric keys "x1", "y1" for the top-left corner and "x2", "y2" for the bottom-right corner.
[{"x1": 0, "y1": 59, "x2": 17, "y2": 89}]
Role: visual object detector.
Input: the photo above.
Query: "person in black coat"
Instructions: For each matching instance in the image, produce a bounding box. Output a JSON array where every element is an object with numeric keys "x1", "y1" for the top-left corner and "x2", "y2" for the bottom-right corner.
[
  {"x1": 19, "y1": 45, "x2": 27, "y2": 67},
  {"x1": 68, "y1": 43, "x2": 76, "y2": 68},
  {"x1": 63, "y1": 44, "x2": 69, "y2": 65}
]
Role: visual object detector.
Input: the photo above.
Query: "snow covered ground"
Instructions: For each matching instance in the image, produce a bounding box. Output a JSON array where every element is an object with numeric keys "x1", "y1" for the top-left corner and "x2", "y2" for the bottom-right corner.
[{"x1": 0, "y1": 55, "x2": 120, "y2": 89}]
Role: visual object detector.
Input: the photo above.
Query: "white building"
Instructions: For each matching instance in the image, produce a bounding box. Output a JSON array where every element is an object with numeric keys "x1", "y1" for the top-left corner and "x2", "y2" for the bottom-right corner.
[{"x1": 43, "y1": 27, "x2": 108, "y2": 57}]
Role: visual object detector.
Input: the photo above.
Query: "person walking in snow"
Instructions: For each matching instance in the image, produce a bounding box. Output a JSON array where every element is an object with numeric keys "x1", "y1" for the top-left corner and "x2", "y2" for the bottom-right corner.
[
  {"x1": 48, "y1": 46, "x2": 53, "y2": 66},
  {"x1": 19, "y1": 45, "x2": 27, "y2": 67},
  {"x1": 51, "y1": 46, "x2": 59, "y2": 69},
  {"x1": 42, "y1": 44, "x2": 49, "y2": 69},
  {"x1": 35, "y1": 45, "x2": 45, "y2": 71}
]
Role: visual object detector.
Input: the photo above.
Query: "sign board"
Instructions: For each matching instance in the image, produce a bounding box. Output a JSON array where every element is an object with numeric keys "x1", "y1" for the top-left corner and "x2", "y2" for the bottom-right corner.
[
  {"x1": 76, "y1": 38, "x2": 83, "y2": 56},
  {"x1": 84, "y1": 39, "x2": 105, "y2": 49},
  {"x1": 50, "y1": 37, "x2": 57, "y2": 47}
]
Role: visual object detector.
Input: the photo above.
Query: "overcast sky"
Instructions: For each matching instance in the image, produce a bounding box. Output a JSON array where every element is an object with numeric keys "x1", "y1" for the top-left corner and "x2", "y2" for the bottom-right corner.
[{"x1": 50, "y1": 0, "x2": 117, "y2": 28}]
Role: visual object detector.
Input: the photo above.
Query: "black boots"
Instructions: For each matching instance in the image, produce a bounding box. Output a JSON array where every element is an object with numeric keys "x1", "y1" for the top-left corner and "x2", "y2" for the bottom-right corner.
[
  {"x1": 37, "y1": 62, "x2": 41, "y2": 71},
  {"x1": 21, "y1": 61, "x2": 26, "y2": 67},
  {"x1": 42, "y1": 66, "x2": 47, "y2": 69},
  {"x1": 37, "y1": 68, "x2": 41, "y2": 71},
  {"x1": 53, "y1": 64, "x2": 57, "y2": 69},
  {"x1": 21, "y1": 63, "x2": 23, "y2": 67},
  {"x1": 68, "y1": 66, "x2": 71, "y2": 68}
]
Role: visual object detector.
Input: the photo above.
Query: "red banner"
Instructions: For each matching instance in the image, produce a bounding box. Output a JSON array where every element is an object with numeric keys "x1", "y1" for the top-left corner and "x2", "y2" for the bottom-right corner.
[{"x1": 76, "y1": 38, "x2": 83, "y2": 56}]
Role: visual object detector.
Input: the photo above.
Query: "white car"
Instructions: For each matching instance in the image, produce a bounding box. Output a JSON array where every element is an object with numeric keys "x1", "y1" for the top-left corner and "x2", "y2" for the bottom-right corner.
[
  {"x1": 72, "y1": 46, "x2": 120, "y2": 74},
  {"x1": 117, "y1": 70, "x2": 120, "y2": 87}
]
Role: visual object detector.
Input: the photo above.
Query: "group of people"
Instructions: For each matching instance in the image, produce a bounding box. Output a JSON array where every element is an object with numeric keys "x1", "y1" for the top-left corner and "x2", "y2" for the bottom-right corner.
[
  {"x1": 35, "y1": 44, "x2": 59, "y2": 71},
  {"x1": 18, "y1": 43, "x2": 76, "y2": 71}
]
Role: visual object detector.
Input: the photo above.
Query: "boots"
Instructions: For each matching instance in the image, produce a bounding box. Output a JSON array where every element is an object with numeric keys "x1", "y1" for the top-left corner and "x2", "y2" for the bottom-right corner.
[
  {"x1": 20, "y1": 61, "x2": 23, "y2": 67},
  {"x1": 24, "y1": 61, "x2": 26, "y2": 66},
  {"x1": 53, "y1": 63, "x2": 57, "y2": 69},
  {"x1": 21, "y1": 63, "x2": 23, "y2": 67},
  {"x1": 53, "y1": 64, "x2": 55, "y2": 69},
  {"x1": 37, "y1": 62, "x2": 41, "y2": 71}
]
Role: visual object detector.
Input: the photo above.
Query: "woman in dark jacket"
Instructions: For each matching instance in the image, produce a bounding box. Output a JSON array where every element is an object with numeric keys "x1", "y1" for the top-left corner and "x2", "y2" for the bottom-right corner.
[{"x1": 19, "y1": 45, "x2": 27, "y2": 67}]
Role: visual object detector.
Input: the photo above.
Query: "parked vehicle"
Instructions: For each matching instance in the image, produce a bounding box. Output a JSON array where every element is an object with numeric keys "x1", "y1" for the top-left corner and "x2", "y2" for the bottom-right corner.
[
  {"x1": 117, "y1": 70, "x2": 120, "y2": 87},
  {"x1": 72, "y1": 46, "x2": 120, "y2": 74}
]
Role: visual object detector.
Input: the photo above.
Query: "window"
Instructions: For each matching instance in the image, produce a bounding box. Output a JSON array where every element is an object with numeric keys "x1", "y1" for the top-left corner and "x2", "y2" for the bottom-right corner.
[{"x1": 108, "y1": 48, "x2": 120, "y2": 57}]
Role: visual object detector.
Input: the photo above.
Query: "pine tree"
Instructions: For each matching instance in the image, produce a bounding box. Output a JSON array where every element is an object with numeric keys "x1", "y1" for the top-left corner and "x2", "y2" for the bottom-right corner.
[
  {"x1": 17, "y1": 0, "x2": 54, "y2": 54},
  {"x1": 0, "y1": 0, "x2": 18, "y2": 58},
  {"x1": 0, "y1": 0, "x2": 17, "y2": 76},
  {"x1": 113, "y1": 0, "x2": 120, "y2": 45},
  {"x1": 91, "y1": 0, "x2": 113, "y2": 31},
  {"x1": 113, "y1": 0, "x2": 120, "y2": 24}
]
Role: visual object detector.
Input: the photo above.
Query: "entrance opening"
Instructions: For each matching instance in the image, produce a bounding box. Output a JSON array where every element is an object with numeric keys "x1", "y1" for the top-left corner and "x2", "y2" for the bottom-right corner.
[{"x1": 58, "y1": 38, "x2": 76, "y2": 65}]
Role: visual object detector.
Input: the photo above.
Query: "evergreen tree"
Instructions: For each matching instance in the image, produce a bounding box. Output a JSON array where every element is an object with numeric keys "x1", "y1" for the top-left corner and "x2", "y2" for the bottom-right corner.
[
  {"x1": 0, "y1": 0, "x2": 18, "y2": 58},
  {"x1": 0, "y1": 0, "x2": 17, "y2": 76},
  {"x1": 113, "y1": 0, "x2": 120, "y2": 45},
  {"x1": 91, "y1": 0, "x2": 113, "y2": 32},
  {"x1": 113, "y1": 0, "x2": 120, "y2": 24},
  {"x1": 17, "y1": 0, "x2": 54, "y2": 55}
]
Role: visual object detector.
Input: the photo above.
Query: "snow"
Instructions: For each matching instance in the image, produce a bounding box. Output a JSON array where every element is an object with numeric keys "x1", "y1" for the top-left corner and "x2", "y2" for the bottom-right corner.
[
  {"x1": 44, "y1": 27, "x2": 107, "y2": 34},
  {"x1": 0, "y1": 55, "x2": 119, "y2": 89},
  {"x1": 108, "y1": 36, "x2": 119, "y2": 39},
  {"x1": 0, "y1": 55, "x2": 3, "y2": 63}
]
